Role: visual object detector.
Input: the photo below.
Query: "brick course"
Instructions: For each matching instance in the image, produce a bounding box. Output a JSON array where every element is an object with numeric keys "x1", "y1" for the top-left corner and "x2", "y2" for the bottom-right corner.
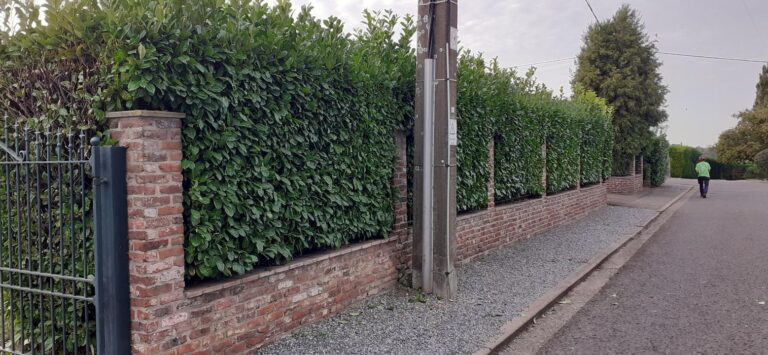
[
  {"x1": 457, "y1": 184, "x2": 606, "y2": 263},
  {"x1": 606, "y1": 156, "x2": 644, "y2": 194},
  {"x1": 605, "y1": 175, "x2": 643, "y2": 194},
  {"x1": 112, "y1": 111, "x2": 607, "y2": 354}
]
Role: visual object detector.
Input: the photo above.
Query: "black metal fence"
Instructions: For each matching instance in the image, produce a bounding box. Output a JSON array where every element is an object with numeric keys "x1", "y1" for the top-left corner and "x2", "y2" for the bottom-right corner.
[{"x1": 0, "y1": 120, "x2": 129, "y2": 355}]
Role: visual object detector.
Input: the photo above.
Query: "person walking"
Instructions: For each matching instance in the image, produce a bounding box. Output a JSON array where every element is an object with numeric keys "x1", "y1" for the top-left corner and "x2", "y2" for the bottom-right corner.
[{"x1": 695, "y1": 156, "x2": 711, "y2": 198}]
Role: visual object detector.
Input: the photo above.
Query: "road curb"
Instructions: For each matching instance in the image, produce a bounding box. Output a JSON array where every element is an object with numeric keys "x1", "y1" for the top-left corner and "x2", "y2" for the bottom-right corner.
[
  {"x1": 474, "y1": 185, "x2": 694, "y2": 355},
  {"x1": 656, "y1": 185, "x2": 694, "y2": 212}
]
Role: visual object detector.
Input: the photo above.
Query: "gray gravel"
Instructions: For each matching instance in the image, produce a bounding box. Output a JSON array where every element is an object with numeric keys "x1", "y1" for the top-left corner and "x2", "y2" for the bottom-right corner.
[{"x1": 257, "y1": 206, "x2": 658, "y2": 355}]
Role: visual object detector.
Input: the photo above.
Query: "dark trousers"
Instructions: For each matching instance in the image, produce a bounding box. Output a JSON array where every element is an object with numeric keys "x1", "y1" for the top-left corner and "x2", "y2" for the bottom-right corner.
[{"x1": 698, "y1": 177, "x2": 710, "y2": 196}]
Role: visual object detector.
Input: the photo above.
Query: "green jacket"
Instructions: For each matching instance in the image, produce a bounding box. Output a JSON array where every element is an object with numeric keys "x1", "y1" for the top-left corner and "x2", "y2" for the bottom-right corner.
[{"x1": 695, "y1": 161, "x2": 711, "y2": 178}]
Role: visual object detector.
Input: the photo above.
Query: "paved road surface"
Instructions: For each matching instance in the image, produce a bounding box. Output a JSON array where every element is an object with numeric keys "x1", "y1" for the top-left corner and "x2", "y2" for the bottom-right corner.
[
  {"x1": 539, "y1": 179, "x2": 768, "y2": 354},
  {"x1": 607, "y1": 178, "x2": 691, "y2": 211}
]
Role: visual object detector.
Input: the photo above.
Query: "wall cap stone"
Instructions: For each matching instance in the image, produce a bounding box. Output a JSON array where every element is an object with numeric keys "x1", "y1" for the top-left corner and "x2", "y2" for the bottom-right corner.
[{"x1": 106, "y1": 110, "x2": 186, "y2": 119}]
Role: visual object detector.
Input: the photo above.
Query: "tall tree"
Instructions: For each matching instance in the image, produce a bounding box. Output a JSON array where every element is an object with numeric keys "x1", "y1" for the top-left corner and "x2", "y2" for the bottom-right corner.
[
  {"x1": 572, "y1": 5, "x2": 668, "y2": 175},
  {"x1": 754, "y1": 64, "x2": 768, "y2": 109},
  {"x1": 716, "y1": 65, "x2": 768, "y2": 163},
  {"x1": 716, "y1": 107, "x2": 768, "y2": 163}
]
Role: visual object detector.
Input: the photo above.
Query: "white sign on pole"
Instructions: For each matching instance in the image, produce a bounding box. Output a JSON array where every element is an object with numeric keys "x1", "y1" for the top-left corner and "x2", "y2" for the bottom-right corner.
[{"x1": 448, "y1": 118, "x2": 457, "y2": 146}]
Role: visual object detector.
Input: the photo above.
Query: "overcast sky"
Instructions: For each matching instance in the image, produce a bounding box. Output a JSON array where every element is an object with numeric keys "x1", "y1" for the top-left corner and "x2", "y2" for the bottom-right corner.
[{"x1": 267, "y1": 0, "x2": 768, "y2": 148}]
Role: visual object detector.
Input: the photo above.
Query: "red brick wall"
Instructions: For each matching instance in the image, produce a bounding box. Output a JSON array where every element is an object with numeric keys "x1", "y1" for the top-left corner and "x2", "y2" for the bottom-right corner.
[
  {"x1": 457, "y1": 184, "x2": 607, "y2": 263},
  {"x1": 606, "y1": 175, "x2": 643, "y2": 194},
  {"x1": 111, "y1": 111, "x2": 607, "y2": 354}
]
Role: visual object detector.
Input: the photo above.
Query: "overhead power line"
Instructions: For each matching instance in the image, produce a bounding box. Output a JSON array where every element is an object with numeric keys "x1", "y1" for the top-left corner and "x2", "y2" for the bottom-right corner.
[
  {"x1": 583, "y1": 0, "x2": 600, "y2": 23},
  {"x1": 657, "y1": 51, "x2": 767, "y2": 64},
  {"x1": 511, "y1": 57, "x2": 575, "y2": 68},
  {"x1": 511, "y1": 52, "x2": 766, "y2": 68}
]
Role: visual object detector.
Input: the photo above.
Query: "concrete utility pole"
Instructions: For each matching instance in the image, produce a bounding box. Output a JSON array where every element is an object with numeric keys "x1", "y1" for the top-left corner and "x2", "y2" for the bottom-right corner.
[{"x1": 413, "y1": 0, "x2": 458, "y2": 299}]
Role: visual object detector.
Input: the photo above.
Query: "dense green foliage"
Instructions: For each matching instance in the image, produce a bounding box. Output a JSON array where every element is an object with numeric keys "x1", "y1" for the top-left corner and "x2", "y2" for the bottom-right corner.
[
  {"x1": 124, "y1": 3, "x2": 416, "y2": 279},
  {"x1": 544, "y1": 101, "x2": 580, "y2": 193},
  {"x1": 494, "y1": 91, "x2": 546, "y2": 202},
  {"x1": 669, "y1": 145, "x2": 700, "y2": 179},
  {"x1": 705, "y1": 159, "x2": 746, "y2": 180},
  {"x1": 643, "y1": 133, "x2": 670, "y2": 187},
  {"x1": 755, "y1": 64, "x2": 768, "y2": 109},
  {"x1": 752, "y1": 149, "x2": 768, "y2": 177},
  {"x1": 2, "y1": 0, "x2": 612, "y2": 280},
  {"x1": 0, "y1": 1, "x2": 416, "y2": 280},
  {"x1": 716, "y1": 107, "x2": 768, "y2": 164},
  {"x1": 572, "y1": 5, "x2": 668, "y2": 176},
  {"x1": 0, "y1": 2, "x2": 107, "y2": 131},
  {"x1": 456, "y1": 53, "x2": 493, "y2": 211},
  {"x1": 0, "y1": 0, "x2": 614, "y2": 351},
  {"x1": 669, "y1": 145, "x2": 744, "y2": 180},
  {"x1": 572, "y1": 87, "x2": 613, "y2": 186},
  {"x1": 452, "y1": 55, "x2": 613, "y2": 205},
  {"x1": 717, "y1": 65, "x2": 768, "y2": 164}
]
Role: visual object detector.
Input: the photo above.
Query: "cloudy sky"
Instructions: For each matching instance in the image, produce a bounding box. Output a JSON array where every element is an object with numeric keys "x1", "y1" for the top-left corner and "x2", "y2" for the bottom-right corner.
[{"x1": 268, "y1": 0, "x2": 768, "y2": 148}]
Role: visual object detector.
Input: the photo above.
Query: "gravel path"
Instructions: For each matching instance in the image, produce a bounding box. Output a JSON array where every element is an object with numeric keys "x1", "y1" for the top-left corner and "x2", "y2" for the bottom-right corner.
[{"x1": 258, "y1": 206, "x2": 658, "y2": 355}]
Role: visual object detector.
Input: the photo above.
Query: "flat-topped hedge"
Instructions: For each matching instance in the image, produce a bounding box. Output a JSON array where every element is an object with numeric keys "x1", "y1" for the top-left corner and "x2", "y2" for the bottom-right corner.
[
  {"x1": 1, "y1": 1, "x2": 613, "y2": 283},
  {"x1": 455, "y1": 56, "x2": 613, "y2": 206}
]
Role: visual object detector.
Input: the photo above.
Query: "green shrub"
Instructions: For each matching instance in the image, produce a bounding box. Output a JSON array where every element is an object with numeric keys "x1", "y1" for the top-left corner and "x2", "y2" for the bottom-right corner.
[
  {"x1": 572, "y1": 87, "x2": 613, "y2": 186},
  {"x1": 1, "y1": 1, "x2": 416, "y2": 279},
  {"x1": 456, "y1": 53, "x2": 493, "y2": 212},
  {"x1": 0, "y1": 1, "x2": 617, "y2": 352},
  {"x1": 643, "y1": 133, "x2": 670, "y2": 187},
  {"x1": 494, "y1": 92, "x2": 545, "y2": 202},
  {"x1": 134, "y1": 4, "x2": 413, "y2": 279},
  {"x1": 1, "y1": 0, "x2": 616, "y2": 283},
  {"x1": 669, "y1": 145, "x2": 746, "y2": 180},
  {"x1": 744, "y1": 161, "x2": 766, "y2": 179},
  {"x1": 755, "y1": 149, "x2": 768, "y2": 177},
  {"x1": 669, "y1": 145, "x2": 700, "y2": 178},
  {"x1": 705, "y1": 159, "x2": 740, "y2": 179},
  {"x1": 544, "y1": 100, "x2": 580, "y2": 193}
]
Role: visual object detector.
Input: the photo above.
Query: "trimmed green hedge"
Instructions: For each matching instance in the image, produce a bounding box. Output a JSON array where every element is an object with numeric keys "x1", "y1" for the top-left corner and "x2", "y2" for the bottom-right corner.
[
  {"x1": 544, "y1": 100, "x2": 580, "y2": 193},
  {"x1": 126, "y1": 5, "x2": 416, "y2": 279},
  {"x1": 494, "y1": 93, "x2": 546, "y2": 202},
  {"x1": 456, "y1": 53, "x2": 493, "y2": 212},
  {"x1": 643, "y1": 134, "x2": 670, "y2": 187},
  {"x1": 705, "y1": 159, "x2": 746, "y2": 180},
  {"x1": 669, "y1": 145, "x2": 700, "y2": 178},
  {"x1": 669, "y1": 145, "x2": 745, "y2": 180},
  {"x1": 0, "y1": 1, "x2": 416, "y2": 280},
  {"x1": 573, "y1": 88, "x2": 613, "y2": 185},
  {"x1": 2, "y1": 1, "x2": 613, "y2": 284},
  {"x1": 0, "y1": 1, "x2": 614, "y2": 351},
  {"x1": 455, "y1": 58, "x2": 613, "y2": 204}
]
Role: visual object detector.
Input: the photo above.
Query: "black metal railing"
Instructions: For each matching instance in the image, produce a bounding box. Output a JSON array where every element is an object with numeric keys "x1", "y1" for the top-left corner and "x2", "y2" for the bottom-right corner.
[
  {"x1": 1, "y1": 117, "x2": 130, "y2": 355},
  {"x1": 0, "y1": 119, "x2": 91, "y2": 354}
]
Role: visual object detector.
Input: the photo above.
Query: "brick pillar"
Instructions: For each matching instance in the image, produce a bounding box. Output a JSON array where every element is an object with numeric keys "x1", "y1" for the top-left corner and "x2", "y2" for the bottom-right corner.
[
  {"x1": 487, "y1": 140, "x2": 495, "y2": 208},
  {"x1": 629, "y1": 156, "x2": 636, "y2": 176},
  {"x1": 107, "y1": 110, "x2": 186, "y2": 354}
]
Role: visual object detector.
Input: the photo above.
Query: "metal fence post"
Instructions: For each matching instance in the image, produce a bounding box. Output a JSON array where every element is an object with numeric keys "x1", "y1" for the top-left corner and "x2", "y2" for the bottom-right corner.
[{"x1": 91, "y1": 138, "x2": 131, "y2": 355}]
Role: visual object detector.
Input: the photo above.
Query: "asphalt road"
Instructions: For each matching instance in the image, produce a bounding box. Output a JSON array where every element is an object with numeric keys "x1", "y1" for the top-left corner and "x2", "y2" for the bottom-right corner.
[{"x1": 538, "y1": 180, "x2": 768, "y2": 354}]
